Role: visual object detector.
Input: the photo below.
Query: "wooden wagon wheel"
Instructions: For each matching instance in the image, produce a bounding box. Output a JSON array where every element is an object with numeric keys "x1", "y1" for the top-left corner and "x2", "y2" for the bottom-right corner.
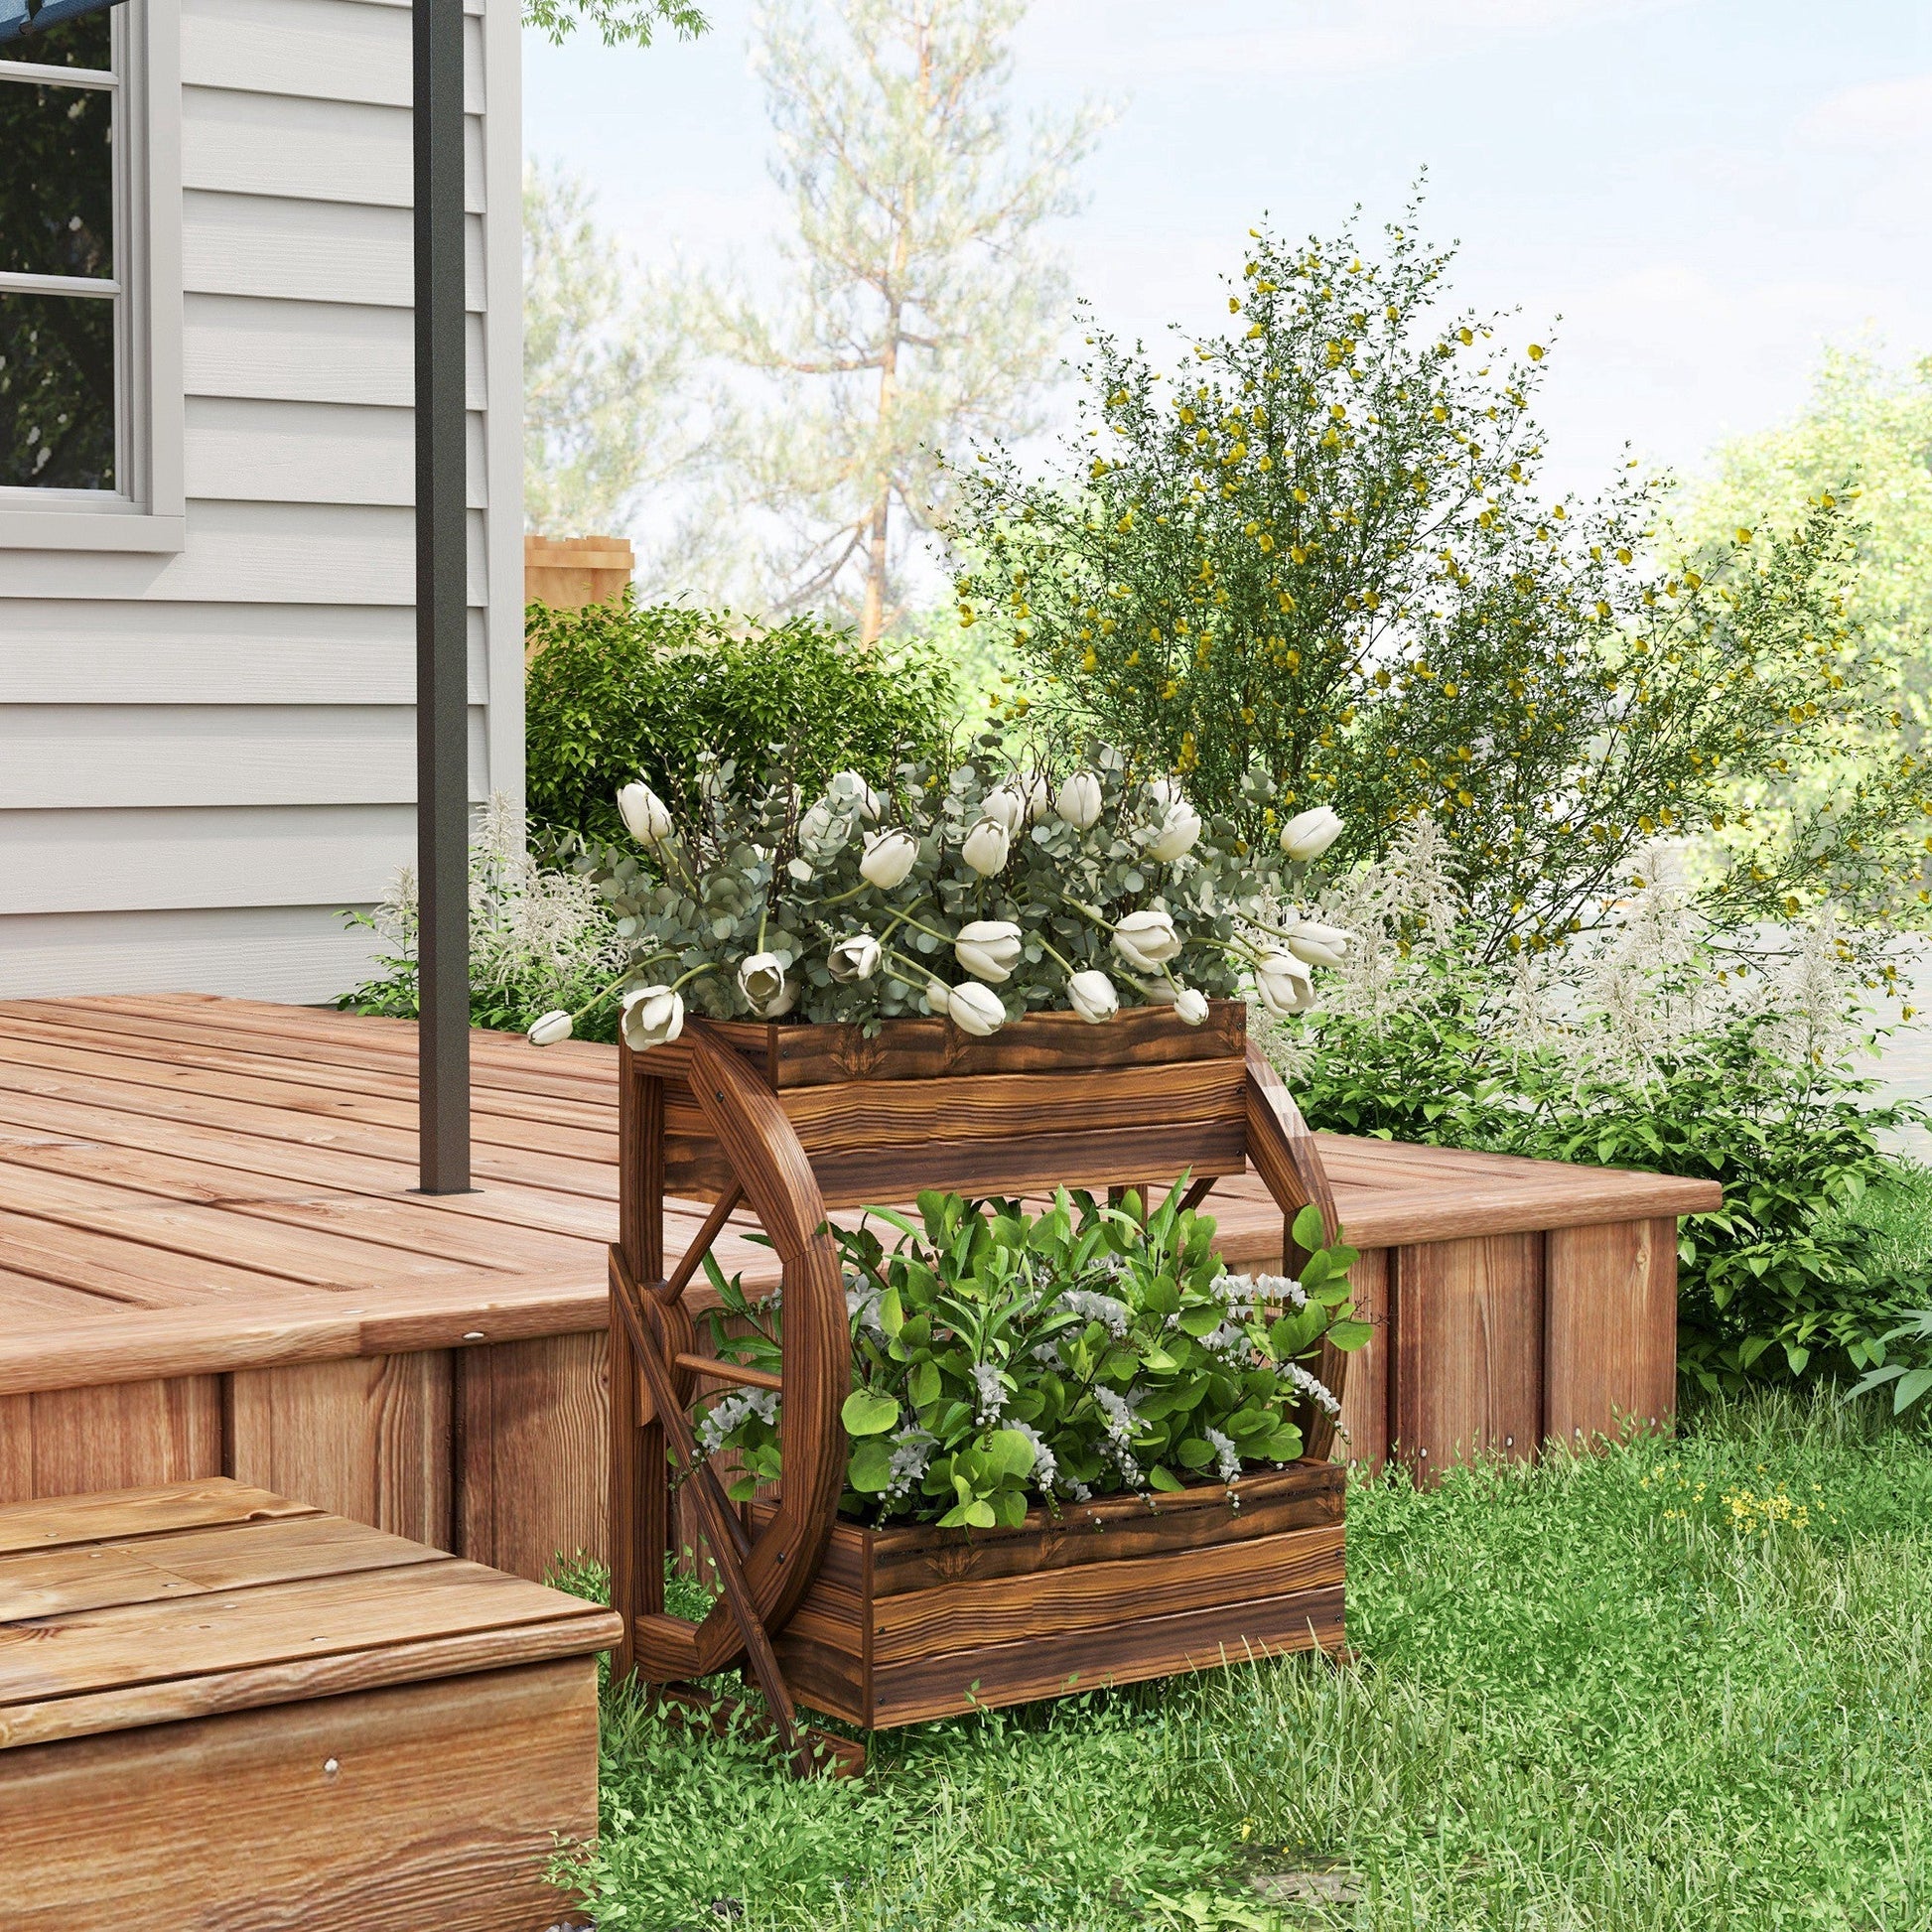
[{"x1": 607, "y1": 1021, "x2": 851, "y2": 1773}]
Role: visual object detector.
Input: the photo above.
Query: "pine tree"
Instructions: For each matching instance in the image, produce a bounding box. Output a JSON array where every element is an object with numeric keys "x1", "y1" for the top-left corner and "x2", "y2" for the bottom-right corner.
[{"x1": 671, "y1": 0, "x2": 1104, "y2": 637}]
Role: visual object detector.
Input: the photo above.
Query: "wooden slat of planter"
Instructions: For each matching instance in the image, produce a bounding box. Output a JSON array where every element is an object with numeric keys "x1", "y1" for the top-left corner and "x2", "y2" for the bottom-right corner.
[
  {"x1": 668, "y1": 1000, "x2": 1247, "y2": 1087},
  {"x1": 869, "y1": 1584, "x2": 1345, "y2": 1726},
  {"x1": 1394, "y1": 1234, "x2": 1544, "y2": 1476},
  {"x1": 0, "y1": 1478, "x2": 312, "y2": 1556},
  {"x1": 873, "y1": 1522, "x2": 1343, "y2": 1656},
  {"x1": 1544, "y1": 1217, "x2": 1678, "y2": 1447}
]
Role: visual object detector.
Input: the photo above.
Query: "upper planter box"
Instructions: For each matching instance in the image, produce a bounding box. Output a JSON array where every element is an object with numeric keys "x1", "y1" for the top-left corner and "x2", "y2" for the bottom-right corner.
[{"x1": 633, "y1": 1001, "x2": 1260, "y2": 1211}]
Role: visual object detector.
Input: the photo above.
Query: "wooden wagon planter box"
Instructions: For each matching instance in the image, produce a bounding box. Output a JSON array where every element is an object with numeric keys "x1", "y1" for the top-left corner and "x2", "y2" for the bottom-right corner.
[
  {"x1": 610, "y1": 1003, "x2": 1351, "y2": 1765},
  {"x1": 751, "y1": 1460, "x2": 1345, "y2": 1728}
]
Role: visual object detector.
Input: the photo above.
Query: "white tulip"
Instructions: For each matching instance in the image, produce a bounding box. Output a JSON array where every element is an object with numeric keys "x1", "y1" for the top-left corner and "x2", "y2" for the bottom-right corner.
[
  {"x1": 981, "y1": 785, "x2": 1029, "y2": 836},
  {"x1": 860, "y1": 828, "x2": 919, "y2": 890},
  {"x1": 830, "y1": 770, "x2": 884, "y2": 821},
  {"x1": 1146, "y1": 775, "x2": 1183, "y2": 810},
  {"x1": 955, "y1": 918, "x2": 1023, "y2": 982},
  {"x1": 1284, "y1": 919, "x2": 1352, "y2": 969},
  {"x1": 1021, "y1": 773, "x2": 1053, "y2": 823},
  {"x1": 737, "y1": 951, "x2": 796, "y2": 1018},
  {"x1": 1055, "y1": 770, "x2": 1104, "y2": 831},
  {"x1": 1146, "y1": 799, "x2": 1203, "y2": 864},
  {"x1": 618, "y1": 781, "x2": 674, "y2": 848},
  {"x1": 923, "y1": 977, "x2": 953, "y2": 1016},
  {"x1": 1280, "y1": 805, "x2": 1344, "y2": 862},
  {"x1": 947, "y1": 981, "x2": 1007, "y2": 1036},
  {"x1": 1111, "y1": 907, "x2": 1183, "y2": 972},
  {"x1": 527, "y1": 1009, "x2": 573, "y2": 1047},
  {"x1": 1173, "y1": 986, "x2": 1210, "y2": 1027},
  {"x1": 620, "y1": 985, "x2": 685, "y2": 1050},
  {"x1": 1067, "y1": 969, "x2": 1120, "y2": 1024},
  {"x1": 1254, "y1": 951, "x2": 1316, "y2": 1018},
  {"x1": 961, "y1": 815, "x2": 1012, "y2": 876},
  {"x1": 828, "y1": 932, "x2": 883, "y2": 982},
  {"x1": 1138, "y1": 976, "x2": 1178, "y2": 1006}
]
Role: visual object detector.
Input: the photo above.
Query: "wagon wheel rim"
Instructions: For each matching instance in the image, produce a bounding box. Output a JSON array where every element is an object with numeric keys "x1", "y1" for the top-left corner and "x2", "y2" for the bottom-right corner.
[{"x1": 630, "y1": 1020, "x2": 850, "y2": 1680}]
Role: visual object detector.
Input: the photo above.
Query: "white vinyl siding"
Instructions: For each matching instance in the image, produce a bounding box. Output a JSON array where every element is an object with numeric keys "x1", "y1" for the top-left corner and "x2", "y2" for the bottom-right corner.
[{"x1": 0, "y1": 0, "x2": 522, "y2": 1004}]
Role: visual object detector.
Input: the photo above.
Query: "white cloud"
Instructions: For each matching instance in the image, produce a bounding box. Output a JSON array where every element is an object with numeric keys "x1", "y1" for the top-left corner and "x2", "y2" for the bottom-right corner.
[{"x1": 1798, "y1": 72, "x2": 1932, "y2": 152}]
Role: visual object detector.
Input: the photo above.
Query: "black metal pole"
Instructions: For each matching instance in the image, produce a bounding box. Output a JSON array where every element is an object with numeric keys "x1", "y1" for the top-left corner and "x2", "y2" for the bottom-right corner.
[{"x1": 413, "y1": 0, "x2": 471, "y2": 1192}]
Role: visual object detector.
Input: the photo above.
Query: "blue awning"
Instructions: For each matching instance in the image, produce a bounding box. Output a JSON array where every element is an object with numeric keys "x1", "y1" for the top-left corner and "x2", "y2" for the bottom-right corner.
[{"x1": 0, "y1": 0, "x2": 127, "y2": 48}]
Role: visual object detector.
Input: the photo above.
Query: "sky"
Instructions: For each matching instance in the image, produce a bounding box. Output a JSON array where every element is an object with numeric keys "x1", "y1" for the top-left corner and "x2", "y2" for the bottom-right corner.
[{"x1": 522, "y1": 0, "x2": 1932, "y2": 507}]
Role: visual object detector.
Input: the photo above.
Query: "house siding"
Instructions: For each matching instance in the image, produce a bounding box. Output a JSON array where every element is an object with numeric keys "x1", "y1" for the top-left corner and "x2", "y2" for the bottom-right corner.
[{"x1": 0, "y1": 0, "x2": 522, "y2": 1003}]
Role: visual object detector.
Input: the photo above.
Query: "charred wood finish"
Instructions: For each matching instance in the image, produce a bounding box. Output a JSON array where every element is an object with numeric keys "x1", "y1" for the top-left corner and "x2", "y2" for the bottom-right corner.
[{"x1": 610, "y1": 1006, "x2": 1344, "y2": 1751}]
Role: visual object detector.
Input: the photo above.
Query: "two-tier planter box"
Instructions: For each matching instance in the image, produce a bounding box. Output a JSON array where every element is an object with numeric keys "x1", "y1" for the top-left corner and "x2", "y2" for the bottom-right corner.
[{"x1": 608, "y1": 1002, "x2": 1352, "y2": 1765}]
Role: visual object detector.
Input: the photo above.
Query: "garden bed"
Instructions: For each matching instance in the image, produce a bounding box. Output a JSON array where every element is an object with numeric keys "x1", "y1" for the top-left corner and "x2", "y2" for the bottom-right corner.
[{"x1": 748, "y1": 1460, "x2": 1344, "y2": 1727}]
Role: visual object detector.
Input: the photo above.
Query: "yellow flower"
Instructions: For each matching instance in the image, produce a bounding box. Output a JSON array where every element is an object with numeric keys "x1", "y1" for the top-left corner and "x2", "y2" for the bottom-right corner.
[{"x1": 1527, "y1": 344, "x2": 1546, "y2": 360}]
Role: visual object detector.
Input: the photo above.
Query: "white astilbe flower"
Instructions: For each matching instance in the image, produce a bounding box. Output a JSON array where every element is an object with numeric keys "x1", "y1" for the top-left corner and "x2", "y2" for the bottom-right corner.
[
  {"x1": 1030, "y1": 1339, "x2": 1065, "y2": 1369},
  {"x1": 884, "y1": 1428, "x2": 937, "y2": 1504},
  {"x1": 695, "y1": 1388, "x2": 778, "y2": 1457},
  {"x1": 1212, "y1": 1270, "x2": 1307, "y2": 1316},
  {"x1": 845, "y1": 1275, "x2": 887, "y2": 1339},
  {"x1": 1008, "y1": 1419, "x2": 1057, "y2": 1490},
  {"x1": 1091, "y1": 1385, "x2": 1144, "y2": 1486},
  {"x1": 1284, "y1": 1359, "x2": 1341, "y2": 1420},
  {"x1": 1059, "y1": 1289, "x2": 1131, "y2": 1337},
  {"x1": 1204, "y1": 1427, "x2": 1241, "y2": 1483},
  {"x1": 973, "y1": 1362, "x2": 1008, "y2": 1427}
]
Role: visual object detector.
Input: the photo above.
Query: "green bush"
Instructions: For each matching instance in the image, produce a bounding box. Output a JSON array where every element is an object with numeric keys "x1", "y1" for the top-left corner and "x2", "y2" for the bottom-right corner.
[{"x1": 524, "y1": 595, "x2": 957, "y2": 842}]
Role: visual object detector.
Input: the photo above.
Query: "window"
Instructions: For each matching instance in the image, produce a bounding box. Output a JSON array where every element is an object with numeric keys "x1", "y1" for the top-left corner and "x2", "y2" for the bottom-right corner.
[
  {"x1": 0, "y1": 0, "x2": 180, "y2": 548},
  {"x1": 1, "y1": 10, "x2": 121, "y2": 489}
]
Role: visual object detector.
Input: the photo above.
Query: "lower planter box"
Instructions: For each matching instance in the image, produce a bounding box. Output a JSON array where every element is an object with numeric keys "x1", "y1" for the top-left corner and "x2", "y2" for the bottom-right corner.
[{"x1": 750, "y1": 1459, "x2": 1345, "y2": 1728}]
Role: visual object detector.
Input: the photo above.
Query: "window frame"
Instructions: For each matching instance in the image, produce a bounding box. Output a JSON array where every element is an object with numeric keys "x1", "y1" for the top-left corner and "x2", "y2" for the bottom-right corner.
[{"x1": 0, "y1": 0, "x2": 183, "y2": 553}]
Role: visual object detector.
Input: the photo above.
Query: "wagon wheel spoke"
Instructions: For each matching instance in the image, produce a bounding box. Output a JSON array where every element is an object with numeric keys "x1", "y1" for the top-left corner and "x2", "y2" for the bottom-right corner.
[{"x1": 656, "y1": 1182, "x2": 747, "y2": 1308}]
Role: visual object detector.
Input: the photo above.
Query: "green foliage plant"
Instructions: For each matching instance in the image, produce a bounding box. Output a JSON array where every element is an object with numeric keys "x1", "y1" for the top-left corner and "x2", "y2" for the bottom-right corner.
[
  {"x1": 950, "y1": 200, "x2": 1932, "y2": 958},
  {"x1": 692, "y1": 1183, "x2": 1366, "y2": 1528},
  {"x1": 523, "y1": 594, "x2": 956, "y2": 842}
]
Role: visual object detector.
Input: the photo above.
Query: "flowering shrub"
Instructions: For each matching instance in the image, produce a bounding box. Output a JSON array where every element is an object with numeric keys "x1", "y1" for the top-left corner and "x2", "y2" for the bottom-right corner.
[
  {"x1": 532, "y1": 732, "x2": 1355, "y2": 1047},
  {"x1": 693, "y1": 1183, "x2": 1367, "y2": 1528},
  {"x1": 1265, "y1": 814, "x2": 1931, "y2": 1391}
]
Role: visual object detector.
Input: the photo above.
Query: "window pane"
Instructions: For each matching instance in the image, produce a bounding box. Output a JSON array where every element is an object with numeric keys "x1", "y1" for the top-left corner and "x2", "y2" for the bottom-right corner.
[
  {"x1": 0, "y1": 290, "x2": 115, "y2": 489},
  {"x1": 0, "y1": 77, "x2": 114, "y2": 279},
  {"x1": 6, "y1": 10, "x2": 112, "y2": 69}
]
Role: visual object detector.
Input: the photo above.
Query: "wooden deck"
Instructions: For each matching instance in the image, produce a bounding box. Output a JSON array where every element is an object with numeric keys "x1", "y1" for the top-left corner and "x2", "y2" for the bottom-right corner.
[{"x1": 0, "y1": 994, "x2": 1721, "y2": 1572}]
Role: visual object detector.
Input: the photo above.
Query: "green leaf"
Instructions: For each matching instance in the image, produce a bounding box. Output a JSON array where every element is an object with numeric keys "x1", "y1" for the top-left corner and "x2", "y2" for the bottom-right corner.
[
  {"x1": 908, "y1": 1360, "x2": 941, "y2": 1411},
  {"x1": 988, "y1": 1429, "x2": 1036, "y2": 1481},
  {"x1": 1325, "y1": 1317, "x2": 1373, "y2": 1352},
  {"x1": 1176, "y1": 1437, "x2": 1215, "y2": 1468},
  {"x1": 841, "y1": 1390, "x2": 901, "y2": 1437},
  {"x1": 1290, "y1": 1203, "x2": 1326, "y2": 1252},
  {"x1": 1147, "y1": 1464, "x2": 1184, "y2": 1492},
  {"x1": 847, "y1": 1439, "x2": 894, "y2": 1492},
  {"x1": 1895, "y1": 1368, "x2": 1932, "y2": 1415}
]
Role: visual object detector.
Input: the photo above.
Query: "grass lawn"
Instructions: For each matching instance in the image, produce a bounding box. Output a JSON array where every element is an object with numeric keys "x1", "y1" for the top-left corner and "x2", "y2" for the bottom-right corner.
[{"x1": 557, "y1": 1385, "x2": 1932, "y2": 1931}]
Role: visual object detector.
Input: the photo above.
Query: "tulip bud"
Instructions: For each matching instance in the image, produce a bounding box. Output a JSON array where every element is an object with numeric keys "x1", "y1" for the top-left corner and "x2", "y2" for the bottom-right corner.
[
  {"x1": 1146, "y1": 775, "x2": 1182, "y2": 810},
  {"x1": 737, "y1": 951, "x2": 797, "y2": 1018},
  {"x1": 923, "y1": 977, "x2": 952, "y2": 1016},
  {"x1": 1067, "y1": 969, "x2": 1120, "y2": 1024},
  {"x1": 1146, "y1": 799, "x2": 1202, "y2": 864},
  {"x1": 1111, "y1": 907, "x2": 1183, "y2": 972},
  {"x1": 981, "y1": 785, "x2": 1028, "y2": 836},
  {"x1": 1280, "y1": 805, "x2": 1344, "y2": 862},
  {"x1": 527, "y1": 1009, "x2": 573, "y2": 1047},
  {"x1": 830, "y1": 770, "x2": 884, "y2": 821},
  {"x1": 620, "y1": 985, "x2": 686, "y2": 1050},
  {"x1": 1254, "y1": 951, "x2": 1316, "y2": 1018},
  {"x1": 961, "y1": 815, "x2": 1011, "y2": 876},
  {"x1": 1055, "y1": 769, "x2": 1103, "y2": 831},
  {"x1": 618, "y1": 781, "x2": 674, "y2": 849},
  {"x1": 1284, "y1": 919, "x2": 1352, "y2": 970},
  {"x1": 860, "y1": 828, "x2": 919, "y2": 890},
  {"x1": 955, "y1": 918, "x2": 1023, "y2": 984},
  {"x1": 1173, "y1": 986, "x2": 1210, "y2": 1027},
  {"x1": 1021, "y1": 772, "x2": 1053, "y2": 823},
  {"x1": 828, "y1": 932, "x2": 883, "y2": 982},
  {"x1": 947, "y1": 981, "x2": 1007, "y2": 1036}
]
